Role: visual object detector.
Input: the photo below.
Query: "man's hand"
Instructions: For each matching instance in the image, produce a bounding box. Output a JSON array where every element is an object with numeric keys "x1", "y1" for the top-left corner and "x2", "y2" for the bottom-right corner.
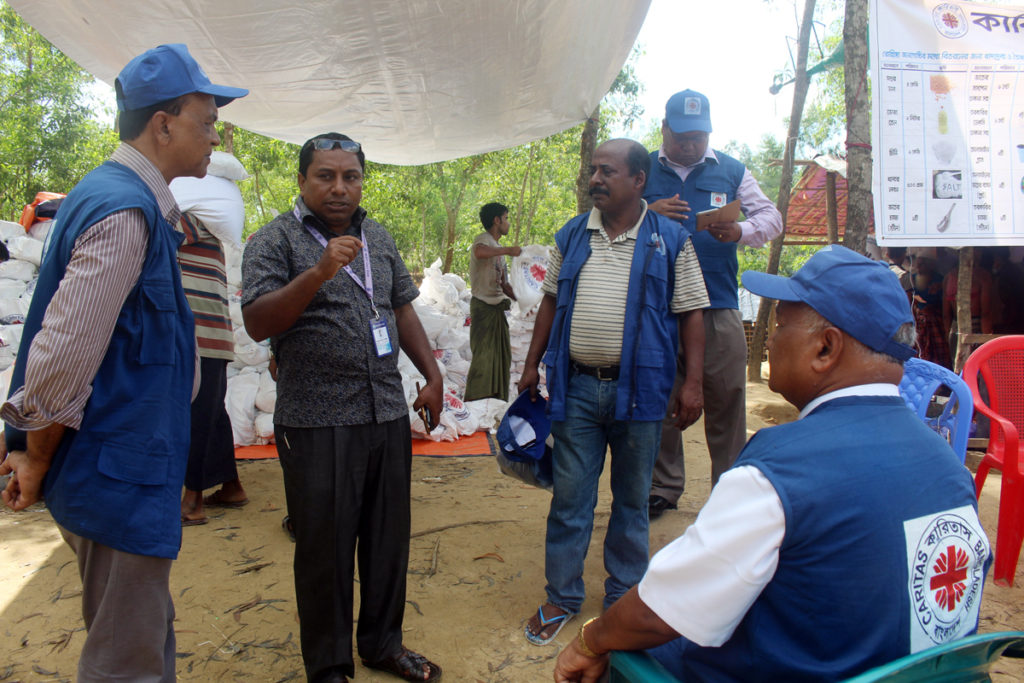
[
  {"x1": 500, "y1": 281, "x2": 517, "y2": 301},
  {"x1": 517, "y1": 365, "x2": 541, "y2": 401},
  {"x1": 314, "y1": 235, "x2": 363, "y2": 282},
  {"x1": 553, "y1": 638, "x2": 609, "y2": 683},
  {"x1": 669, "y1": 378, "x2": 704, "y2": 430},
  {"x1": 648, "y1": 195, "x2": 691, "y2": 222},
  {"x1": 1, "y1": 449, "x2": 48, "y2": 511},
  {"x1": 508, "y1": 246, "x2": 523, "y2": 257},
  {"x1": 708, "y1": 220, "x2": 741, "y2": 243},
  {"x1": 413, "y1": 379, "x2": 444, "y2": 431}
]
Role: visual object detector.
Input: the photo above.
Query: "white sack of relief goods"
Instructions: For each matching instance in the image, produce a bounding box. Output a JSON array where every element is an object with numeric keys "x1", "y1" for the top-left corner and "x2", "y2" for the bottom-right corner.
[
  {"x1": 465, "y1": 397, "x2": 509, "y2": 432},
  {"x1": 509, "y1": 245, "x2": 549, "y2": 311},
  {"x1": 234, "y1": 326, "x2": 271, "y2": 366},
  {"x1": 8, "y1": 236, "x2": 43, "y2": 266},
  {"x1": 418, "y1": 260, "x2": 461, "y2": 315},
  {"x1": 225, "y1": 369, "x2": 260, "y2": 446},
  {"x1": 0, "y1": 221, "x2": 23, "y2": 242},
  {"x1": 254, "y1": 412, "x2": 275, "y2": 441},
  {"x1": 0, "y1": 260, "x2": 37, "y2": 281}
]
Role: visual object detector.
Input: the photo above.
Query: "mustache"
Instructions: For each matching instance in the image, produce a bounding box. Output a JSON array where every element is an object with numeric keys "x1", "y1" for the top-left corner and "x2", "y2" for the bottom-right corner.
[{"x1": 589, "y1": 187, "x2": 609, "y2": 197}]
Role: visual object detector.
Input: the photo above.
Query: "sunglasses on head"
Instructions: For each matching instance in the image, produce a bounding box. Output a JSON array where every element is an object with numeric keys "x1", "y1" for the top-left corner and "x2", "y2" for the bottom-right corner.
[{"x1": 307, "y1": 138, "x2": 361, "y2": 153}]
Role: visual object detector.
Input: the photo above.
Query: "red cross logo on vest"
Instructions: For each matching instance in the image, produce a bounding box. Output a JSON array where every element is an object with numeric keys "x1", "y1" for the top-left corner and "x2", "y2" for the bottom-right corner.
[{"x1": 930, "y1": 545, "x2": 969, "y2": 611}]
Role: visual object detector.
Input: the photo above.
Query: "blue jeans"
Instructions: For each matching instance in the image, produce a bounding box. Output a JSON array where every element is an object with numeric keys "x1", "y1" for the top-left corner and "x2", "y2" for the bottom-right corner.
[{"x1": 544, "y1": 371, "x2": 661, "y2": 613}]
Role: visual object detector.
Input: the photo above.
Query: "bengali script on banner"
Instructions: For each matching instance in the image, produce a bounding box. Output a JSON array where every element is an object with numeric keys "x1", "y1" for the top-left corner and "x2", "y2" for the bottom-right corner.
[{"x1": 871, "y1": 0, "x2": 1024, "y2": 245}]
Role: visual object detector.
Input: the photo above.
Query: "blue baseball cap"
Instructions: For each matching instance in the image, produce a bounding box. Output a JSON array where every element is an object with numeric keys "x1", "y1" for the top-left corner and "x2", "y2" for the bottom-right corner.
[
  {"x1": 115, "y1": 44, "x2": 248, "y2": 112},
  {"x1": 497, "y1": 391, "x2": 551, "y2": 463},
  {"x1": 741, "y1": 245, "x2": 917, "y2": 361},
  {"x1": 665, "y1": 89, "x2": 712, "y2": 134}
]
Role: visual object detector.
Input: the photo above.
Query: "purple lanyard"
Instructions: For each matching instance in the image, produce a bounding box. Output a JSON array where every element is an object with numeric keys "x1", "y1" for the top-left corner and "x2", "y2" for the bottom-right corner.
[{"x1": 294, "y1": 206, "x2": 377, "y2": 317}]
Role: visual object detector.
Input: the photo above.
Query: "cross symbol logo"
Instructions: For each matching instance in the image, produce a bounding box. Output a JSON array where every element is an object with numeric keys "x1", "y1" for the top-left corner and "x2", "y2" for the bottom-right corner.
[{"x1": 930, "y1": 545, "x2": 969, "y2": 611}]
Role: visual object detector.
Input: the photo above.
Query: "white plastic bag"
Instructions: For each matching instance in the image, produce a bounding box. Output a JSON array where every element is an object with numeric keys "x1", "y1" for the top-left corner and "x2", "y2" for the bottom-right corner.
[
  {"x1": 8, "y1": 235, "x2": 43, "y2": 267},
  {"x1": 509, "y1": 245, "x2": 549, "y2": 311},
  {"x1": 225, "y1": 369, "x2": 260, "y2": 446},
  {"x1": 170, "y1": 172, "x2": 246, "y2": 246},
  {"x1": 0, "y1": 260, "x2": 37, "y2": 282}
]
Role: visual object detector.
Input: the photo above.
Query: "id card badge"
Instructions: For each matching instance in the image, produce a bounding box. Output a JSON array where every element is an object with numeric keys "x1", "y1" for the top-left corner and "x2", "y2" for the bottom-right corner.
[{"x1": 371, "y1": 317, "x2": 393, "y2": 356}]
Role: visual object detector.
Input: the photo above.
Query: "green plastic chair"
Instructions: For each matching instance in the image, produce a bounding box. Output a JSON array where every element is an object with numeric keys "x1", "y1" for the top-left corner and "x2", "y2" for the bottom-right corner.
[
  {"x1": 608, "y1": 631, "x2": 1024, "y2": 683},
  {"x1": 842, "y1": 631, "x2": 1024, "y2": 682},
  {"x1": 608, "y1": 650, "x2": 679, "y2": 683}
]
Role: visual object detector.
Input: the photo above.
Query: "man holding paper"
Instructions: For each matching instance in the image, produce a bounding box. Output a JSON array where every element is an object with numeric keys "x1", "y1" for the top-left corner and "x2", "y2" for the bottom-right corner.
[{"x1": 644, "y1": 89, "x2": 783, "y2": 516}]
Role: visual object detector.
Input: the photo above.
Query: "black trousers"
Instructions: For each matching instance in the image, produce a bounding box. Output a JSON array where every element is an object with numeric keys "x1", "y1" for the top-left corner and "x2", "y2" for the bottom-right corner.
[
  {"x1": 275, "y1": 418, "x2": 412, "y2": 681},
  {"x1": 184, "y1": 357, "x2": 238, "y2": 491}
]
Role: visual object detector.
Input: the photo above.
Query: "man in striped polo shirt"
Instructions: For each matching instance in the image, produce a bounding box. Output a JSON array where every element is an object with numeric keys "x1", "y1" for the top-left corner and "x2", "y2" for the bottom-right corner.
[
  {"x1": 172, "y1": 162, "x2": 249, "y2": 525},
  {"x1": 518, "y1": 138, "x2": 709, "y2": 645}
]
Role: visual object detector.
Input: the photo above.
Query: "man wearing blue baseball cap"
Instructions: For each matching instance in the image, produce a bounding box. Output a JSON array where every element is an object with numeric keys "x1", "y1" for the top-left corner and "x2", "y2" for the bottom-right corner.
[
  {"x1": 0, "y1": 44, "x2": 246, "y2": 681},
  {"x1": 645, "y1": 89, "x2": 784, "y2": 520},
  {"x1": 553, "y1": 245, "x2": 991, "y2": 682}
]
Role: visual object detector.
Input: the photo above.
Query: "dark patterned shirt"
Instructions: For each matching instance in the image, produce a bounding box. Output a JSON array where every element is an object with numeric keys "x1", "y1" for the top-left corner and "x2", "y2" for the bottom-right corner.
[{"x1": 241, "y1": 199, "x2": 419, "y2": 427}]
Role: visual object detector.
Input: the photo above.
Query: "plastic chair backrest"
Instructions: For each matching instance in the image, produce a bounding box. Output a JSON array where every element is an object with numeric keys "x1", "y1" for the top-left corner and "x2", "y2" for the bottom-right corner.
[
  {"x1": 963, "y1": 336, "x2": 1024, "y2": 444},
  {"x1": 609, "y1": 650, "x2": 680, "y2": 683},
  {"x1": 841, "y1": 631, "x2": 1024, "y2": 682},
  {"x1": 610, "y1": 632, "x2": 1024, "y2": 683},
  {"x1": 898, "y1": 357, "x2": 974, "y2": 463}
]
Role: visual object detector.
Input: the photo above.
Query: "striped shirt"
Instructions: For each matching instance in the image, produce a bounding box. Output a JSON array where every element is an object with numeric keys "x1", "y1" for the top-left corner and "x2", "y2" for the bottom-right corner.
[
  {"x1": 541, "y1": 202, "x2": 709, "y2": 367},
  {"x1": 177, "y1": 213, "x2": 234, "y2": 360},
  {"x1": 2, "y1": 144, "x2": 198, "y2": 432}
]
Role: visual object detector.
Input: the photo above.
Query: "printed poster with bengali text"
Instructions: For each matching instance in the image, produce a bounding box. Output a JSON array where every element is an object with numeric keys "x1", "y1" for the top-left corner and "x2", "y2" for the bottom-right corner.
[{"x1": 871, "y1": 0, "x2": 1024, "y2": 245}]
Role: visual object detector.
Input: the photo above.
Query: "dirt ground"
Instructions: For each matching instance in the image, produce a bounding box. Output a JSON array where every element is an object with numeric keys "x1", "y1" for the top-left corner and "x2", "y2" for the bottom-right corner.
[{"x1": 2, "y1": 382, "x2": 1024, "y2": 682}]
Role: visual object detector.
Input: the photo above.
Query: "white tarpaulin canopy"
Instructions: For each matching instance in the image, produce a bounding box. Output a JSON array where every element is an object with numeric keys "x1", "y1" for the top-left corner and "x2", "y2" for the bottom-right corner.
[{"x1": 9, "y1": 0, "x2": 650, "y2": 165}]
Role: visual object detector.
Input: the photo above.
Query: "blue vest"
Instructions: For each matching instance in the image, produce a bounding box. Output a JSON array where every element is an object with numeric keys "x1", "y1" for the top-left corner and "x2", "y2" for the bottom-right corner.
[
  {"x1": 676, "y1": 396, "x2": 990, "y2": 682},
  {"x1": 542, "y1": 210, "x2": 687, "y2": 422},
  {"x1": 6, "y1": 161, "x2": 195, "y2": 559},
  {"x1": 645, "y1": 149, "x2": 747, "y2": 309}
]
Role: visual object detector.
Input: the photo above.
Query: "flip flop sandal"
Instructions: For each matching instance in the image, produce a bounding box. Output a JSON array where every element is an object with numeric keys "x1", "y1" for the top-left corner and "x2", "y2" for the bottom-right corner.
[
  {"x1": 203, "y1": 491, "x2": 249, "y2": 508},
  {"x1": 524, "y1": 605, "x2": 574, "y2": 646},
  {"x1": 181, "y1": 515, "x2": 208, "y2": 527},
  {"x1": 362, "y1": 647, "x2": 442, "y2": 682}
]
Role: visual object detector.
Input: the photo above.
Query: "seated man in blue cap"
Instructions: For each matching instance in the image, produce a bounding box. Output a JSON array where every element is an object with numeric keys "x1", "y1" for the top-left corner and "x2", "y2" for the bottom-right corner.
[
  {"x1": 0, "y1": 44, "x2": 246, "y2": 681},
  {"x1": 552, "y1": 245, "x2": 992, "y2": 683}
]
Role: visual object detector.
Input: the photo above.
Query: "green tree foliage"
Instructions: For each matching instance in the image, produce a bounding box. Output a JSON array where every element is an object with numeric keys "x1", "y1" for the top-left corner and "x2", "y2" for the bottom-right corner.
[
  {"x1": 0, "y1": 1, "x2": 117, "y2": 220},
  {"x1": 721, "y1": 134, "x2": 818, "y2": 280},
  {"x1": 723, "y1": 134, "x2": 786, "y2": 203},
  {"x1": 228, "y1": 126, "x2": 300, "y2": 235}
]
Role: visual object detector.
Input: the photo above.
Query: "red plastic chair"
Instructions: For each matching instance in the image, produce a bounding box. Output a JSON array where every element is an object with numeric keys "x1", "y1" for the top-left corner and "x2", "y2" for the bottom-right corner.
[{"x1": 963, "y1": 335, "x2": 1024, "y2": 587}]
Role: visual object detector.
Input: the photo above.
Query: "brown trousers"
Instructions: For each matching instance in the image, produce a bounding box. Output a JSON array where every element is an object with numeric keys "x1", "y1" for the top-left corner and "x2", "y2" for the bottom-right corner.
[{"x1": 651, "y1": 308, "x2": 748, "y2": 503}]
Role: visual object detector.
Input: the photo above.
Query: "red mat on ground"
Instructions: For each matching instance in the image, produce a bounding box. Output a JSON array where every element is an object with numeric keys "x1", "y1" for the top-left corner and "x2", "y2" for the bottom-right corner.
[
  {"x1": 234, "y1": 431, "x2": 497, "y2": 460},
  {"x1": 411, "y1": 430, "x2": 496, "y2": 457},
  {"x1": 234, "y1": 444, "x2": 278, "y2": 460}
]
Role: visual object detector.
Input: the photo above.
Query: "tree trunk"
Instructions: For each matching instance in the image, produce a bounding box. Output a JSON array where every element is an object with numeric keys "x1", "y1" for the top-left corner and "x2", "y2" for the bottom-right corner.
[
  {"x1": 575, "y1": 106, "x2": 600, "y2": 214},
  {"x1": 222, "y1": 122, "x2": 234, "y2": 154},
  {"x1": 826, "y1": 171, "x2": 839, "y2": 244},
  {"x1": 954, "y1": 247, "x2": 974, "y2": 372},
  {"x1": 842, "y1": 0, "x2": 871, "y2": 254},
  {"x1": 747, "y1": 0, "x2": 817, "y2": 382}
]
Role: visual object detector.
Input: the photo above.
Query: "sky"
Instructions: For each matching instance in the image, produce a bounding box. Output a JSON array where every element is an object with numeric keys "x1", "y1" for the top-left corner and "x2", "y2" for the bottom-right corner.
[{"x1": 622, "y1": 0, "x2": 841, "y2": 151}]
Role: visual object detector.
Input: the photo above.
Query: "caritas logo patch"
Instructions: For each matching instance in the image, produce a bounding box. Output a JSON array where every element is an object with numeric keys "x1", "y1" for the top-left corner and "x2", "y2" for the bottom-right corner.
[{"x1": 904, "y1": 505, "x2": 989, "y2": 652}]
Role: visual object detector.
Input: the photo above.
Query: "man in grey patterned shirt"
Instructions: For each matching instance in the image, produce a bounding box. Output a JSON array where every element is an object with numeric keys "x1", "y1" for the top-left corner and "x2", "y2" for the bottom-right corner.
[{"x1": 242, "y1": 133, "x2": 443, "y2": 683}]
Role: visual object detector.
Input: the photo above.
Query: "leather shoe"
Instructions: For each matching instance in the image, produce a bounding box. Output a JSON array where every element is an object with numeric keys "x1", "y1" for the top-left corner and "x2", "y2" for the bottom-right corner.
[{"x1": 648, "y1": 495, "x2": 677, "y2": 520}]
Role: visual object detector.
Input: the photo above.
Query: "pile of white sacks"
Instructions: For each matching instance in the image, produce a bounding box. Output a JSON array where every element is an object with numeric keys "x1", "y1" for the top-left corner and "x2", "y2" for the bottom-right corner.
[
  {"x1": 226, "y1": 245, "x2": 549, "y2": 446},
  {"x1": 0, "y1": 161, "x2": 549, "y2": 446},
  {"x1": 0, "y1": 219, "x2": 47, "y2": 380}
]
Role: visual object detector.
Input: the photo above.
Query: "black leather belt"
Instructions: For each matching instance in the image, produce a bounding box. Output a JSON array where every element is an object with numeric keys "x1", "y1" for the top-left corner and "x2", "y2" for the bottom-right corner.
[{"x1": 571, "y1": 361, "x2": 620, "y2": 381}]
